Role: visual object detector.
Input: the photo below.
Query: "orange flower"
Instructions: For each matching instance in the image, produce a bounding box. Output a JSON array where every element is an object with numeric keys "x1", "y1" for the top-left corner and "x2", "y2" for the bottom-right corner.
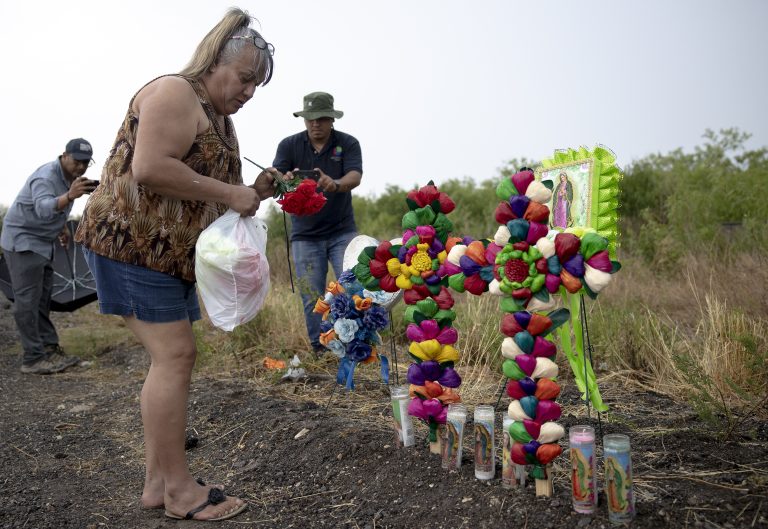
[
  {"x1": 444, "y1": 236, "x2": 463, "y2": 254},
  {"x1": 313, "y1": 298, "x2": 330, "y2": 318},
  {"x1": 353, "y1": 294, "x2": 372, "y2": 311},
  {"x1": 361, "y1": 348, "x2": 378, "y2": 364},
  {"x1": 326, "y1": 281, "x2": 345, "y2": 296},
  {"x1": 437, "y1": 388, "x2": 462, "y2": 404},
  {"x1": 319, "y1": 328, "x2": 337, "y2": 346},
  {"x1": 262, "y1": 357, "x2": 286, "y2": 370},
  {"x1": 409, "y1": 380, "x2": 443, "y2": 399}
]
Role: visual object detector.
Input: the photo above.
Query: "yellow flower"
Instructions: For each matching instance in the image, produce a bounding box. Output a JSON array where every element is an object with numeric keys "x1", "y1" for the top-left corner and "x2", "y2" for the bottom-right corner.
[
  {"x1": 411, "y1": 243, "x2": 433, "y2": 272},
  {"x1": 396, "y1": 275, "x2": 413, "y2": 290},
  {"x1": 386, "y1": 258, "x2": 401, "y2": 277},
  {"x1": 409, "y1": 339, "x2": 441, "y2": 361},
  {"x1": 436, "y1": 345, "x2": 459, "y2": 364},
  {"x1": 408, "y1": 341, "x2": 459, "y2": 363}
]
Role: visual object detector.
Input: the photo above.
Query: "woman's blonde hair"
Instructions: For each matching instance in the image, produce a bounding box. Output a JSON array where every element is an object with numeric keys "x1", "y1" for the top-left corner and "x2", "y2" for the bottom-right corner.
[{"x1": 179, "y1": 7, "x2": 273, "y2": 85}]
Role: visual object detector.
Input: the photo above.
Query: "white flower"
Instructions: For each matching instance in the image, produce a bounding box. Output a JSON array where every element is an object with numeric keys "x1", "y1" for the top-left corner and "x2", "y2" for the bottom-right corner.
[{"x1": 333, "y1": 318, "x2": 359, "y2": 343}]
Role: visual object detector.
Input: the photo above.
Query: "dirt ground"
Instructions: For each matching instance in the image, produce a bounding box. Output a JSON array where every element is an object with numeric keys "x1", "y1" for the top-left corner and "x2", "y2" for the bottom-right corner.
[{"x1": 1, "y1": 303, "x2": 767, "y2": 529}]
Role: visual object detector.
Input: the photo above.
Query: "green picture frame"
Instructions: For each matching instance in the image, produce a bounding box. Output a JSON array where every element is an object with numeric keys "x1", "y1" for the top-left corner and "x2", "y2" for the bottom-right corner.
[{"x1": 535, "y1": 146, "x2": 622, "y2": 258}]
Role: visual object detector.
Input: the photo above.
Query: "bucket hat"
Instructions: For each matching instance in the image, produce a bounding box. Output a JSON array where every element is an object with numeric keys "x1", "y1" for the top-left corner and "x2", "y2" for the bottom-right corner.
[{"x1": 293, "y1": 92, "x2": 343, "y2": 120}]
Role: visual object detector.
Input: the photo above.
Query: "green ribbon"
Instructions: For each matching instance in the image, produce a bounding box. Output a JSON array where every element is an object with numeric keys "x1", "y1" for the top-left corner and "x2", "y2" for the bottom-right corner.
[{"x1": 556, "y1": 291, "x2": 608, "y2": 412}]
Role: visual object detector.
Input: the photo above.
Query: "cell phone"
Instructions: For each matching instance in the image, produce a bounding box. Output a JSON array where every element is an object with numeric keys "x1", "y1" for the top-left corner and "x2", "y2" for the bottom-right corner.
[
  {"x1": 85, "y1": 179, "x2": 99, "y2": 193},
  {"x1": 293, "y1": 169, "x2": 320, "y2": 181}
]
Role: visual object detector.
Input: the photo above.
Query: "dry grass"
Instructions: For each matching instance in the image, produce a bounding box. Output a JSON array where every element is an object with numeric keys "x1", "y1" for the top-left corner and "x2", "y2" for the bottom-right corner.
[
  {"x1": 586, "y1": 251, "x2": 767, "y2": 407},
  {"x1": 451, "y1": 294, "x2": 505, "y2": 404},
  {"x1": 190, "y1": 250, "x2": 767, "y2": 412}
]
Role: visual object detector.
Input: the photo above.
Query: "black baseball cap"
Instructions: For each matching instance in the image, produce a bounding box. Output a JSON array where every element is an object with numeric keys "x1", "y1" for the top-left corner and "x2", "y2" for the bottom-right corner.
[{"x1": 65, "y1": 138, "x2": 93, "y2": 161}]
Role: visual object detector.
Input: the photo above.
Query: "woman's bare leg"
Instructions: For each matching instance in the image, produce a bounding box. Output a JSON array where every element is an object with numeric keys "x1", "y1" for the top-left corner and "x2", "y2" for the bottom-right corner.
[{"x1": 126, "y1": 316, "x2": 244, "y2": 519}]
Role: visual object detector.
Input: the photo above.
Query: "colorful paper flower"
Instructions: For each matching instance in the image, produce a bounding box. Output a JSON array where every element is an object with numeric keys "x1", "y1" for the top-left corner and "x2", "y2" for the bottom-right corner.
[
  {"x1": 407, "y1": 360, "x2": 461, "y2": 388},
  {"x1": 407, "y1": 396, "x2": 448, "y2": 425},
  {"x1": 488, "y1": 242, "x2": 551, "y2": 312},
  {"x1": 346, "y1": 339, "x2": 373, "y2": 362},
  {"x1": 330, "y1": 293, "x2": 355, "y2": 319},
  {"x1": 408, "y1": 339, "x2": 460, "y2": 364},
  {"x1": 444, "y1": 240, "x2": 503, "y2": 295},
  {"x1": 325, "y1": 339, "x2": 346, "y2": 358},
  {"x1": 405, "y1": 319, "x2": 458, "y2": 345},
  {"x1": 534, "y1": 231, "x2": 620, "y2": 297},
  {"x1": 349, "y1": 181, "x2": 464, "y2": 435},
  {"x1": 315, "y1": 272, "x2": 391, "y2": 389},
  {"x1": 407, "y1": 383, "x2": 462, "y2": 442},
  {"x1": 333, "y1": 318, "x2": 359, "y2": 343},
  {"x1": 406, "y1": 182, "x2": 456, "y2": 214},
  {"x1": 499, "y1": 309, "x2": 570, "y2": 360},
  {"x1": 353, "y1": 240, "x2": 402, "y2": 292},
  {"x1": 362, "y1": 305, "x2": 388, "y2": 330},
  {"x1": 392, "y1": 226, "x2": 448, "y2": 291}
]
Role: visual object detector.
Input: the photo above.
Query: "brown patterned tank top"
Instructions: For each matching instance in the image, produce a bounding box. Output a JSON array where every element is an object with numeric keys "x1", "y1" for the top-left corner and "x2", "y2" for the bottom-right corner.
[{"x1": 75, "y1": 75, "x2": 242, "y2": 282}]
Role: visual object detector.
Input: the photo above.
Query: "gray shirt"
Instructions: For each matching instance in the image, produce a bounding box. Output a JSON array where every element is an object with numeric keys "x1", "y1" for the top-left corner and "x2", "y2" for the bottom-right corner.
[{"x1": 1, "y1": 159, "x2": 73, "y2": 260}]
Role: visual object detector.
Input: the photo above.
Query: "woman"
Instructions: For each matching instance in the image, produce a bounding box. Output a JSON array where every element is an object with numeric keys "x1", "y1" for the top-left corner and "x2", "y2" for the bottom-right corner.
[
  {"x1": 552, "y1": 171, "x2": 573, "y2": 229},
  {"x1": 75, "y1": 8, "x2": 275, "y2": 521}
]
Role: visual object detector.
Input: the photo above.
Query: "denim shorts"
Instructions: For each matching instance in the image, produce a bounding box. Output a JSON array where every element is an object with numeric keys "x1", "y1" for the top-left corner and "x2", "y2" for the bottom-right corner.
[{"x1": 83, "y1": 248, "x2": 201, "y2": 323}]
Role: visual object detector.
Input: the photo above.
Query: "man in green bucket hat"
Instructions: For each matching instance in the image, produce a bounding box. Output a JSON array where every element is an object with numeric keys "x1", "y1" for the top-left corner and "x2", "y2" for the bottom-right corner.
[{"x1": 273, "y1": 92, "x2": 363, "y2": 357}]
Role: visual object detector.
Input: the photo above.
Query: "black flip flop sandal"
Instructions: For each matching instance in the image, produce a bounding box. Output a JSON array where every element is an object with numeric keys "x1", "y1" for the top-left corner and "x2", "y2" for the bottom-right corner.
[{"x1": 165, "y1": 488, "x2": 246, "y2": 521}]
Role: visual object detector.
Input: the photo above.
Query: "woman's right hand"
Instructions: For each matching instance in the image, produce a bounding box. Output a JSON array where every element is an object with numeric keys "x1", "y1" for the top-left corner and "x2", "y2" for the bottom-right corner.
[{"x1": 228, "y1": 185, "x2": 261, "y2": 217}]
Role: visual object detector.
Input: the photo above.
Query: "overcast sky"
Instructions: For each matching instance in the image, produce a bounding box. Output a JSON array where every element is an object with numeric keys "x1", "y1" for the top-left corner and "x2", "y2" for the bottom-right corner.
[{"x1": 1, "y1": 0, "x2": 766, "y2": 216}]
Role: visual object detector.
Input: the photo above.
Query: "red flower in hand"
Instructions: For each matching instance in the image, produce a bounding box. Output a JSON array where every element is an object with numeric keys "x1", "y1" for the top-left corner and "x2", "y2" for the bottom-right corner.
[{"x1": 278, "y1": 179, "x2": 327, "y2": 216}]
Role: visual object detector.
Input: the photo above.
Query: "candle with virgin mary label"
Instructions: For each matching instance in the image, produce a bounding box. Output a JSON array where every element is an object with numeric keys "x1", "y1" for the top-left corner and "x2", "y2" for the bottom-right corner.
[
  {"x1": 501, "y1": 415, "x2": 517, "y2": 488},
  {"x1": 474, "y1": 405, "x2": 495, "y2": 480},
  {"x1": 569, "y1": 425, "x2": 597, "y2": 513},
  {"x1": 442, "y1": 404, "x2": 467, "y2": 470},
  {"x1": 604, "y1": 434, "x2": 635, "y2": 524},
  {"x1": 390, "y1": 386, "x2": 414, "y2": 447}
]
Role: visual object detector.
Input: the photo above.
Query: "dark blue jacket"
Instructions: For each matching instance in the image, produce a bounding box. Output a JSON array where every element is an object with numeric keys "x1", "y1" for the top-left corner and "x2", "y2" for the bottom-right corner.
[{"x1": 273, "y1": 129, "x2": 362, "y2": 241}]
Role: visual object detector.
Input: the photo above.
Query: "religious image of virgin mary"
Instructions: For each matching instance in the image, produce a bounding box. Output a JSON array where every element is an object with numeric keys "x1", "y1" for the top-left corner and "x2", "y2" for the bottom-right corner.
[{"x1": 552, "y1": 171, "x2": 574, "y2": 229}]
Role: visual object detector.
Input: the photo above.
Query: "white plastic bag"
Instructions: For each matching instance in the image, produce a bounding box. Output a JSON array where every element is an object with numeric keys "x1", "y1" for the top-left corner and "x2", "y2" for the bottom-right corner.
[{"x1": 195, "y1": 209, "x2": 270, "y2": 331}]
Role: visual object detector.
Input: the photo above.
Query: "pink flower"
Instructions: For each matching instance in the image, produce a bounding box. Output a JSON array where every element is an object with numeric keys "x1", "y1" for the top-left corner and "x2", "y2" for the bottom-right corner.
[{"x1": 407, "y1": 396, "x2": 448, "y2": 424}]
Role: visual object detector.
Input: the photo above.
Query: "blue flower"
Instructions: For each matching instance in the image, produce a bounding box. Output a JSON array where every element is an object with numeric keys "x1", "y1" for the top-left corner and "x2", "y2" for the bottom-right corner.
[
  {"x1": 355, "y1": 326, "x2": 373, "y2": 343},
  {"x1": 319, "y1": 320, "x2": 333, "y2": 333},
  {"x1": 334, "y1": 318, "x2": 359, "y2": 343},
  {"x1": 346, "y1": 339, "x2": 372, "y2": 362},
  {"x1": 330, "y1": 294, "x2": 355, "y2": 319},
  {"x1": 338, "y1": 271, "x2": 363, "y2": 298},
  {"x1": 363, "y1": 306, "x2": 389, "y2": 330},
  {"x1": 364, "y1": 289, "x2": 391, "y2": 306},
  {"x1": 326, "y1": 339, "x2": 346, "y2": 358}
]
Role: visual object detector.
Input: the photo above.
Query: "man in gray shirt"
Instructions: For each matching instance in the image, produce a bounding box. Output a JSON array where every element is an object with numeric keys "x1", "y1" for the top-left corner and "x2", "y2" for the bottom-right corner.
[{"x1": 1, "y1": 138, "x2": 98, "y2": 374}]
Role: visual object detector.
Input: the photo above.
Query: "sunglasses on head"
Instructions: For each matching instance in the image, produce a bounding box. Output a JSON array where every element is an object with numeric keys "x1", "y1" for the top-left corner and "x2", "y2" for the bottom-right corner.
[{"x1": 230, "y1": 35, "x2": 275, "y2": 56}]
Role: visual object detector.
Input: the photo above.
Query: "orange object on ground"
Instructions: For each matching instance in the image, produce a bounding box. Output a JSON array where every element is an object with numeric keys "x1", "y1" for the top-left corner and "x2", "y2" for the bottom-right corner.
[{"x1": 262, "y1": 357, "x2": 286, "y2": 370}]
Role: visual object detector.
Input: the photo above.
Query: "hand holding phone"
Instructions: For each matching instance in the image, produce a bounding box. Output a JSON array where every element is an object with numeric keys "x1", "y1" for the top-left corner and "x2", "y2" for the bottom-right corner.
[{"x1": 293, "y1": 169, "x2": 320, "y2": 181}]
